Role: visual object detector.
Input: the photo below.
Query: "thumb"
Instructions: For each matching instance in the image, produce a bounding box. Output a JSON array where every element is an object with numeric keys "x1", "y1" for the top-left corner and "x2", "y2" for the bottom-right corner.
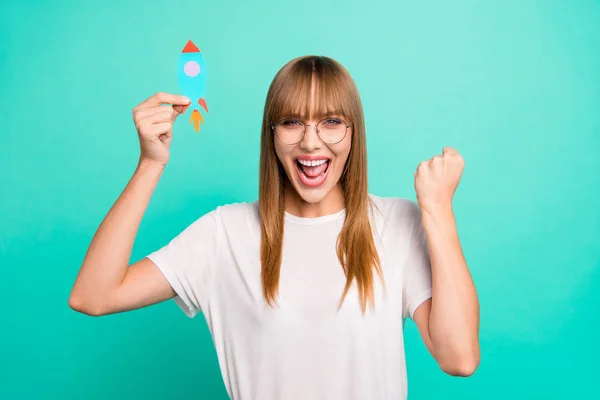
[
  {"x1": 173, "y1": 103, "x2": 187, "y2": 115},
  {"x1": 172, "y1": 95, "x2": 191, "y2": 115},
  {"x1": 172, "y1": 102, "x2": 191, "y2": 120}
]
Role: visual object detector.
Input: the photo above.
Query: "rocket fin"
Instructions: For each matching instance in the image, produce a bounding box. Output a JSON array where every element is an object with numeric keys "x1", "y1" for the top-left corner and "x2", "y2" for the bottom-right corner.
[{"x1": 198, "y1": 98, "x2": 208, "y2": 113}]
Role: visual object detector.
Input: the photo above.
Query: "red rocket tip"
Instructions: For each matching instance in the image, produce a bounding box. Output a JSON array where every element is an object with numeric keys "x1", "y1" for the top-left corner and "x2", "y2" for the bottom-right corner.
[{"x1": 182, "y1": 40, "x2": 200, "y2": 53}]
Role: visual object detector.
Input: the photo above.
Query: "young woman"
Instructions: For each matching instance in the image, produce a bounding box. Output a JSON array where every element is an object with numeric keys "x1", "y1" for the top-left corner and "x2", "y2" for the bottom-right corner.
[{"x1": 69, "y1": 56, "x2": 480, "y2": 399}]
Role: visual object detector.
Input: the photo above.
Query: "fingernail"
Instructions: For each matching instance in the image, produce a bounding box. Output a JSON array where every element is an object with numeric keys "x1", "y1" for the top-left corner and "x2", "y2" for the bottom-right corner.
[{"x1": 183, "y1": 96, "x2": 190, "y2": 103}]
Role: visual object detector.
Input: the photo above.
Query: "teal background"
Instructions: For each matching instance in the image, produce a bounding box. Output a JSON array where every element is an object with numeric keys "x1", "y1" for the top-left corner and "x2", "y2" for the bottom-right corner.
[{"x1": 2, "y1": 0, "x2": 599, "y2": 398}]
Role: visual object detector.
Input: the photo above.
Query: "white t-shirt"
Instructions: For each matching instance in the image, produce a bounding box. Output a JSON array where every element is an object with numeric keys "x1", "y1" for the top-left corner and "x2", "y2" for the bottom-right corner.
[{"x1": 146, "y1": 194, "x2": 432, "y2": 400}]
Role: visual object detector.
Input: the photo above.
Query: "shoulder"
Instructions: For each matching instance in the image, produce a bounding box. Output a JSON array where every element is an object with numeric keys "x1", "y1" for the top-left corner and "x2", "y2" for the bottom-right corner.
[
  {"x1": 367, "y1": 193, "x2": 425, "y2": 244},
  {"x1": 213, "y1": 199, "x2": 260, "y2": 226},
  {"x1": 368, "y1": 193, "x2": 421, "y2": 222},
  {"x1": 177, "y1": 200, "x2": 259, "y2": 245},
  {"x1": 183, "y1": 199, "x2": 258, "y2": 229}
]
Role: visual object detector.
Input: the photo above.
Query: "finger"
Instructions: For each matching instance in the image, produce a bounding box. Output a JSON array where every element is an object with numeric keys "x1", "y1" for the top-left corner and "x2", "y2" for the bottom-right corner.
[
  {"x1": 135, "y1": 92, "x2": 190, "y2": 111},
  {"x1": 138, "y1": 108, "x2": 174, "y2": 126},
  {"x1": 137, "y1": 120, "x2": 171, "y2": 139},
  {"x1": 150, "y1": 110, "x2": 175, "y2": 125},
  {"x1": 443, "y1": 147, "x2": 463, "y2": 163},
  {"x1": 428, "y1": 155, "x2": 442, "y2": 166},
  {"x1": 443, "y1": 146, "x2": 458, "y2": 156},
  {"x1": 134, "y1": 106, "x2": 172, "y2": 122},
  {"x1": 148, "y1": 122, "x2": 173, "y2": 137},
  {"x1": 172, "y1": 104, "x2": 187, "y2": 115}
]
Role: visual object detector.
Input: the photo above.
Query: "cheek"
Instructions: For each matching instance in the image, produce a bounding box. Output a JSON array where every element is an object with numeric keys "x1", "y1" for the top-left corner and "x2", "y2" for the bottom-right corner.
[
  {"x1": 274, "y1": 143, "x2": 286, "y2": 165},
  {"x1": 333, "y1": 140, "x2": 351, "y2": 171},
  {"x1": 335, "y1": 154, "x2": 350, "y2": 176},
  {"x1": 274, "y1": 143, "x2": 295, "y2": 175}
]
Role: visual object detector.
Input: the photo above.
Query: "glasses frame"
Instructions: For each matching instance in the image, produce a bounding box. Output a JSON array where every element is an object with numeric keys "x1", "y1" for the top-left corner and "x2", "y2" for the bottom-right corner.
[{"x1": 271, "y1": 117, "x2": 352, "y2": 145}]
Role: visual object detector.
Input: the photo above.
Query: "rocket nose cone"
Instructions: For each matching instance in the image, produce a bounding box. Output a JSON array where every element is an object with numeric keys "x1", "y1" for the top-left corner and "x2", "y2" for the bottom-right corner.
[{"x1": 182, "y1": 40, "x2": 200, "y2": 53}]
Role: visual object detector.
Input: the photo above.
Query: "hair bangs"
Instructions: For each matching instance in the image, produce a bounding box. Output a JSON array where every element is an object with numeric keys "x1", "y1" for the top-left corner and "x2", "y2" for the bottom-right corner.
[{"x1": 269, "y1": 58, "x2": 355, "y2": 124}]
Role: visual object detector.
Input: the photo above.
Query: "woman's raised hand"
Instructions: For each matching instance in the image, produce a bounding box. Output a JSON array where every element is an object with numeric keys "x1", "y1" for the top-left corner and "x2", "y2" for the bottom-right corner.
[{"x1": 132, "y1": 92, "x2": 190, "y2": 167}]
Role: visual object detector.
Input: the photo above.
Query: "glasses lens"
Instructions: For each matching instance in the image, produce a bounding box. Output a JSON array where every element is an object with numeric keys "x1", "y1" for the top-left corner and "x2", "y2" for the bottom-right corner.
[
  {"x1": 275, "y1": 119, "x2": 304, "y2": 144},
  {"x1": 317, "y1": 118, "x2": 347, "y2": 143}
]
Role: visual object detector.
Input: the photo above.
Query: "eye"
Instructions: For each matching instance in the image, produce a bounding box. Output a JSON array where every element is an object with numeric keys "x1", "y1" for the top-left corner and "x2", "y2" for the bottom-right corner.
[
  {"x1": 281, "y1": 119, "x2": 302, "y2": 126},
  {"x1": 323, "y1": 118, "x2": 342, "y2": 126}
]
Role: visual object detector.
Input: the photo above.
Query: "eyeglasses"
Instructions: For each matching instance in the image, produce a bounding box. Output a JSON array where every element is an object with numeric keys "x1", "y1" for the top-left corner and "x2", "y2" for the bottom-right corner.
[{"x1": 271, "y1": 117, "x2": 352, "y2": 145}]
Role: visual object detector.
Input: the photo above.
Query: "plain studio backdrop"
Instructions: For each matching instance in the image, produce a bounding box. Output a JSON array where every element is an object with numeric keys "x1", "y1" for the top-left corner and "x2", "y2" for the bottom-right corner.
[{"x1": 1, "y1": 0, "x2": 599, "y2": 399}]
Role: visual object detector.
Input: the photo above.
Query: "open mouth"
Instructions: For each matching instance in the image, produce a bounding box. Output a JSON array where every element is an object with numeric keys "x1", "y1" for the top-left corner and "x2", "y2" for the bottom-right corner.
[{"x1": 295, "y1": 158, "x2": 330, "y2": 187}]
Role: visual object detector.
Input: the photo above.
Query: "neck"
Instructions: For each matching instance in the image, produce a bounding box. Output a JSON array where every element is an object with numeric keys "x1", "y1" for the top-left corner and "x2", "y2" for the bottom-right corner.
[{"x1": 284, "y1": 181, "x2": 345, "y2": 218}]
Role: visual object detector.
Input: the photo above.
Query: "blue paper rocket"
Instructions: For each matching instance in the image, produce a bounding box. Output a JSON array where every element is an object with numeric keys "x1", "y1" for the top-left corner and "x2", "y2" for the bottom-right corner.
[{"x1": 178, "y1": 40, "x2": 208, "y2": 132}]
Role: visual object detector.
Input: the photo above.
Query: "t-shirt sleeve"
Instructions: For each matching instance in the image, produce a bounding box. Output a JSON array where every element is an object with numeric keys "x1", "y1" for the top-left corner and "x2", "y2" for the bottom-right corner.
[
  {"x1": 402, "y1": 201, "x2": 433, "y2": 320},
  {"x1": 145, "y1": 208, "x2": 221, "y2": 318}
]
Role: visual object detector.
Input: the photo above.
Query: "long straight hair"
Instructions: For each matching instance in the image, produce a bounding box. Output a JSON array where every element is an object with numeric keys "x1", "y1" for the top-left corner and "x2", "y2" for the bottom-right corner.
[{"x1": 258, "y1": 56, "x2": 384, "y2": 315}]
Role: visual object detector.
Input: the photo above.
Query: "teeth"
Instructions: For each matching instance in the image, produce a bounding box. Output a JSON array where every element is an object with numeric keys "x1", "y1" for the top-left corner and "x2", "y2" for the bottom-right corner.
[{"x1": 298, "y1": 159, "x2": 327, "y2": 167}]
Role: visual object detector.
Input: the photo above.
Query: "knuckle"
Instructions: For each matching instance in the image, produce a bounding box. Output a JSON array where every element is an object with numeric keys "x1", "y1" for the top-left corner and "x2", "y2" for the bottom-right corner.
[{"x1": 133, "y1": 112, "x2": 143, "y2": 124}]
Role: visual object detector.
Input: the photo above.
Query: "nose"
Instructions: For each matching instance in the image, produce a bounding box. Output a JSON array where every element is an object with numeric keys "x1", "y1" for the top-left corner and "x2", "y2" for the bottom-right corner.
[{"x1": 299, "y1": 122, "x2": 322, "y2": 152}]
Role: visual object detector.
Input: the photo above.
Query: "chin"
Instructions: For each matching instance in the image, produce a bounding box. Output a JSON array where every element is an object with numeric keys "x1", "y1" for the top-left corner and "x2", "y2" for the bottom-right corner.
[{"x1": 293, "y1": 184, "x2": 332, "y2": 204}]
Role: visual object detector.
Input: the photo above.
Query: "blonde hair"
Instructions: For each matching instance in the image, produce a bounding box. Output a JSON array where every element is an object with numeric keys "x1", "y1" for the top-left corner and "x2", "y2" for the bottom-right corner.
[{"x1": 258, "y1": 55, "x2": 384, "y2": 315}]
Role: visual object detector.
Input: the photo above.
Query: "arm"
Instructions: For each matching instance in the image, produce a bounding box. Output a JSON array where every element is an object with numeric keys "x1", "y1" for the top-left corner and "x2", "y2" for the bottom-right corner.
[
  {"x1": 68, "y1": 91, "x2": 191, "y2": 316},
  {"x1": 412, "y1": 146, "x2": 480, "y2": 376},
  {"x1": 413, "y1": 205, "x2": 480, "y2": 376},
  {"x1": 68, "y1": 161, "x2": 174, "y2": 316}
]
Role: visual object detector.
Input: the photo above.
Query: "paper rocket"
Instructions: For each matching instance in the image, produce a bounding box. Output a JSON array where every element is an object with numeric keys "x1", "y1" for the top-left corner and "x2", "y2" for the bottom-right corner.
[{"x1": 178, "y1": 40, "x2": 208, "y2": 132}]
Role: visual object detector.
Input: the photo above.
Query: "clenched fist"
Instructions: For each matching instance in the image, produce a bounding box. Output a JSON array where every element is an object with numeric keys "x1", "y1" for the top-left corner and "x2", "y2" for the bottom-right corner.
[{"x1": 414, "y1": 146, "x2": 464, "y2": 213}]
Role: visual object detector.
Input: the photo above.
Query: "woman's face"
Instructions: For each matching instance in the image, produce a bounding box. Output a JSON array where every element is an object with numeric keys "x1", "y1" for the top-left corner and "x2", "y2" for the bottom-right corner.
[{"x1": 274, "y1": 114, "x2": 352, "y2": 206}]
